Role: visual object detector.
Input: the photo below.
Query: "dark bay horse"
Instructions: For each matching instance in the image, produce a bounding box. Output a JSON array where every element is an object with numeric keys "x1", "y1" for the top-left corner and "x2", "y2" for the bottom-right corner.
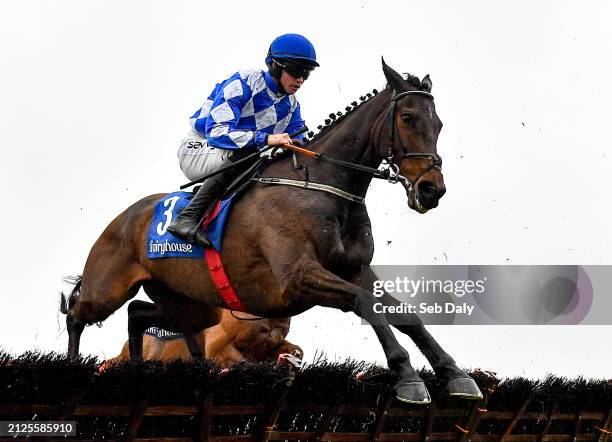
[{"x1": 60, "y1": 59, "x2": 482, "y2": 404}]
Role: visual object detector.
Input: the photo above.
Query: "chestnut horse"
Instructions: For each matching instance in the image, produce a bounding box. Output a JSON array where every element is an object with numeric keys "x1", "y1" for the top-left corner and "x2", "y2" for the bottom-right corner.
[
  {"x1": 108, "y1": 311, "x2": 301, "y2": 367},
  {"x1": 60, "y1": 60, "x2": 482, "y2": 404}
]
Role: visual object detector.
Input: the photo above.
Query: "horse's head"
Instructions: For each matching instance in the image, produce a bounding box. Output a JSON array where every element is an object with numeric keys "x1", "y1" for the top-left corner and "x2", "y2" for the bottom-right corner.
[{"x1": 380, "y1": 59, "x2": 446, "y2": 213}]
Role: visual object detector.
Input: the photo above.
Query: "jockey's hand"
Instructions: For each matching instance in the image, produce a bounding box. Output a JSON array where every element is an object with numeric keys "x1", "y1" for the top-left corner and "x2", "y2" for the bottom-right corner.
[
  {"x1": 261, "y1": 146, "x2": 285, "y2": 158},
  {"x1": 267, "y1": 133, "x2": 293, "y2": 146}
]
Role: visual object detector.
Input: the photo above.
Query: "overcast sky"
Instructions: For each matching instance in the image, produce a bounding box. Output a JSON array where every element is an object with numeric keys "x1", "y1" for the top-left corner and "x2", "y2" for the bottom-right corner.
[{"x1": 1, "y1": 0, "x2": 610, "y2": 379}]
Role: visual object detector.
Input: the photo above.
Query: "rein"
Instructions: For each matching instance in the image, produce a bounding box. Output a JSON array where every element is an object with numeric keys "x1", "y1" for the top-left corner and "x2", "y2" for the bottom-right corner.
[
  {"x1": 259, "y1": 90, "x2": 443, "y2": 202},
  {"x1": 277, "y1": 142, "x2": 403, "y2": 183}
]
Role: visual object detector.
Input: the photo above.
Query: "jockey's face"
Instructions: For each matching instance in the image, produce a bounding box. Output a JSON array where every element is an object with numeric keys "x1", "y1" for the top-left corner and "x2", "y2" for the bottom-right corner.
[{"x1": 279, "y1": 69, "x2": 304, "y2": 95}]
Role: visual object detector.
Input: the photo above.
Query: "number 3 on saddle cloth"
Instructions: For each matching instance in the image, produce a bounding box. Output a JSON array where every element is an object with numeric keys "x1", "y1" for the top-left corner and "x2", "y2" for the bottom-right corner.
[{"x1": 147, "y1": 191, "x2": 247, "y2": 312}]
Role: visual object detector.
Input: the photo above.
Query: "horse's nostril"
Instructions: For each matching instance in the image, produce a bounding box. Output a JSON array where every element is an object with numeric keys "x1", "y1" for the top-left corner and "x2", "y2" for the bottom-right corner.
[{"x1": 417, "y1": 181, "x2": 438, "y2": 198}]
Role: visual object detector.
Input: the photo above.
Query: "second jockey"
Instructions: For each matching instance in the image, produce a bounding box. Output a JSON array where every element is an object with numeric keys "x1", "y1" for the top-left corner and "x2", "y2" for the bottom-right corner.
[{"x1": 168, "y1": 33, "x2": 319, "y2": 247}]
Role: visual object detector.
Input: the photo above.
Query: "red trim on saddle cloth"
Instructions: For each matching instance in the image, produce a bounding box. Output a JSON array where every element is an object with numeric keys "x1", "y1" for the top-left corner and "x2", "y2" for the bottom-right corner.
[{"x1": 202, "y1": 201, "x2": 248, "y2": 312}]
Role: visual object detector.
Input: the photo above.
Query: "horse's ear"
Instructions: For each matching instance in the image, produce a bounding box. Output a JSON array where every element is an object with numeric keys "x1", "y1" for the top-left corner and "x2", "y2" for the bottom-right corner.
[
  {"x1": 421, "y1": 74, "x2": 433, "y2": 92},
  {"x1": 381, "y1": 57, "x2": 407, "y2": 92}
]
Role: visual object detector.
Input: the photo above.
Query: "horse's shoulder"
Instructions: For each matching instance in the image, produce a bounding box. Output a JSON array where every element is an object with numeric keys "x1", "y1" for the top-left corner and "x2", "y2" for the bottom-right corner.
[
  {"x1": 337, "y1": 204, "x2": 374, "y2": 266},
  {"x1": 347, "y1": 203, "x2": 372, "y2": 225}
]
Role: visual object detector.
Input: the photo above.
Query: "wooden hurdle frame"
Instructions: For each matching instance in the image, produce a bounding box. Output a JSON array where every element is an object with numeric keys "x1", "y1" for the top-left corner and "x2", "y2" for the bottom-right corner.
[{"x1": 1, "y1": 388, "x2": 610, "y2": 441}]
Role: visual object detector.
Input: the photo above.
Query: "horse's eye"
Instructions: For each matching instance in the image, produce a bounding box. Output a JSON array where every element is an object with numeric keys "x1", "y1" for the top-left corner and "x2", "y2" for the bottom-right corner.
[{"x1": 402, "y1": 113, "x2": 414, "y2": 123}]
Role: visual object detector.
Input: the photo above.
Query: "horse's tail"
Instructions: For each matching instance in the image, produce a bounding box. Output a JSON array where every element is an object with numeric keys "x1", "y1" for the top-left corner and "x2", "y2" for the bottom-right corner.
[{"x1": 59, "y1": 275, "x2": 82, "y2": 314}]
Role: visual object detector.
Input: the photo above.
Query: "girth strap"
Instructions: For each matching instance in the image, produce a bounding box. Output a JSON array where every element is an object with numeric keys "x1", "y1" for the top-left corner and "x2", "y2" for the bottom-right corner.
[{"x1": 253, "y1": 177, "x2": 366, "y2": 204}]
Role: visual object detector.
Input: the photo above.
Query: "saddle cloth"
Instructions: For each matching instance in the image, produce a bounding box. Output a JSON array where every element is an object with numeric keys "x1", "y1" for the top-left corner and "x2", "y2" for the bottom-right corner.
[
  {"x1": 144, "y1": 327, "x2": 183, "y2": 340},
  {"x1": 145, "y1": 158, "x2": 269, "y2": 311},
  {"x1": 147, "y1": 191, "x2": 237, "y2": 258}
]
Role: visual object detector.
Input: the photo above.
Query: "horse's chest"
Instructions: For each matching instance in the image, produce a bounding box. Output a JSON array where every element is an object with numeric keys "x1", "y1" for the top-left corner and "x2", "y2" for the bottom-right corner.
[{"x1": 323, "y1": 219, "x2": 374, "y2": 273}]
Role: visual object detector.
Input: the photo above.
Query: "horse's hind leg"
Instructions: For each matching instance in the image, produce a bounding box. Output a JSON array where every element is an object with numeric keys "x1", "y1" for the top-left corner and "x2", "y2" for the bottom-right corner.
[
  {"x1": 134, "y1": 280, "x2": 219, "y2": 361},
  {"x1": 126, "y1": 301, "x2": 207, "y2": 361},
  {"x1": 127, "y1": 300, "x2": 176, "y2": 361},
  {"x1": 66, "y1": 314, "x2": 86, "y2": 359},
  {"x1": 184, "y1": 333, "x2": 204, "y2": 360},
  {"x1": 66, "y1": 261, "x2": 150, "y2": 360}
]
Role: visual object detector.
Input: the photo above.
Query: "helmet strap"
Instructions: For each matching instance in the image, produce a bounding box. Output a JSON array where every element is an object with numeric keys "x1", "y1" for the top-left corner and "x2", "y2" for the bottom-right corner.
[
  {"x1": 268, "y1": 60, "x2": 282, "y2": 79},
  {"x1": 268, "y1": 60, "x2": 288, "y2": 95}
]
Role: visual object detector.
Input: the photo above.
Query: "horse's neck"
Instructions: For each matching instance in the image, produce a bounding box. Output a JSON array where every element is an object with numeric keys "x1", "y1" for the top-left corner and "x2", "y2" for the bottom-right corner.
[
  {"x1": 304, "y1": 89, "x2": 390, "y2": 194},
  {"x1": 312, "y1": 90, "x2": 389, "y2": 164}
]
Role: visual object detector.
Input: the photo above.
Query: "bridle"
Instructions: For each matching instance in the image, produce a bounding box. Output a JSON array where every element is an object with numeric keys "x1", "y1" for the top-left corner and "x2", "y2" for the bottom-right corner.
[
  {"x1": 252, "y1": 89, "x2": 445, "y2": 204},
  {"x1": 384, "y1": 90, "x2": 443, "y2": 192}
]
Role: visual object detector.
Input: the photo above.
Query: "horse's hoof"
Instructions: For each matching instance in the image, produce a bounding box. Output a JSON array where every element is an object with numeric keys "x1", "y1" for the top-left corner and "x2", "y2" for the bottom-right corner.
[
  {"x1": 395, "y1": 381, "x2": 431, "y2": 405},
  {"x1": 447, "y1": 377, "x2": 483, "y2": 400}
]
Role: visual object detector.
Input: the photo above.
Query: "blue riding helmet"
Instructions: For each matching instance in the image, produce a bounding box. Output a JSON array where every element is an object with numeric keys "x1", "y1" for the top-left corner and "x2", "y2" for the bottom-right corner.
[{"x1": 265, "y1": 33, "x2": 319, "y2": 68}]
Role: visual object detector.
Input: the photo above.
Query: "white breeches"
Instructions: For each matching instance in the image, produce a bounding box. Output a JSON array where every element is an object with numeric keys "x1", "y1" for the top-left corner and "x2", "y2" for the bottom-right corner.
[{"x1": 177, "y1": 130, "x2": 232, "y2": 181}]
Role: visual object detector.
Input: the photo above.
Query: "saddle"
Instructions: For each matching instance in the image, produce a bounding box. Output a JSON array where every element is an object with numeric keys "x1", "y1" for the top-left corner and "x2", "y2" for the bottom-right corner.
[
  {"x1": 197, "y1": 148, "x2": 293, "y2": 215},
  {"x1": 215, "y1": 151, "x2": 288, "y2": 199}
]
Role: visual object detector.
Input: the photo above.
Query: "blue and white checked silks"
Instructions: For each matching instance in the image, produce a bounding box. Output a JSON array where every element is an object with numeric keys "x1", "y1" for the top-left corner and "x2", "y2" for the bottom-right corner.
[{"x1": 189, "y1": 69, "x2": 306, "y2": 150}]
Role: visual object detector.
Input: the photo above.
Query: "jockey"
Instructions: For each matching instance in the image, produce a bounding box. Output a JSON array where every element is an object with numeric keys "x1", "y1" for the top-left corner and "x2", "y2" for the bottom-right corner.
[{"x1": 168, "y1": 33, "x2": 319, "y2": 247}]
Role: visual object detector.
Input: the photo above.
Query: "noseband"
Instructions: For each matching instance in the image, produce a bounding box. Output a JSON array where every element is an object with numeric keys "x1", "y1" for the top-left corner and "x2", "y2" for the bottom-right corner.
[{"x1": 385, "y1": 90, "x2": 443, "y2": 191}]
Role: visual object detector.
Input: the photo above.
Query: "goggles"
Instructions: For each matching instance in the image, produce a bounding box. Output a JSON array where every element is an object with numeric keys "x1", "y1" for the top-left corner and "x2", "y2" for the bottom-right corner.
[{"x1": 275, "y1": 60, "x2": 312, "y2": 80}]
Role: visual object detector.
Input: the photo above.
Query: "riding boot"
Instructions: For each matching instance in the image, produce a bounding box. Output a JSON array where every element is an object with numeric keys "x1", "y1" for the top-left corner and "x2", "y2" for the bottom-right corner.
[{"x1": 168, "y1": 150, "x2": 255, "y2": 248}]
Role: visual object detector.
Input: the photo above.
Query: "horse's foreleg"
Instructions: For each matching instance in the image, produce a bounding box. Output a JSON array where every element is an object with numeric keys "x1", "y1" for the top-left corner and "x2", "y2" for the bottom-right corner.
[
  {"x1": 361, "y1": 266, "x2": 483, "y2": 399},
  {"x1": 271, "y1": 340, "x2": 303, "y2": 360},
  {"x1": 216, "y1": 345, "x2": 246, "y2": 367},
  {"x1": 281, "y1": 258, "x2": 431, "y2": 404}
]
